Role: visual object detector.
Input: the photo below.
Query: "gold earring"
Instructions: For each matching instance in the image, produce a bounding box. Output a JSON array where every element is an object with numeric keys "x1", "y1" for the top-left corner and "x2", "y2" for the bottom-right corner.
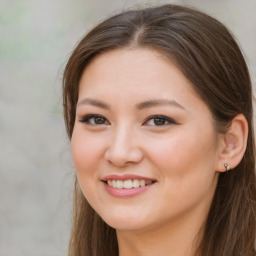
[{"x1": 224, "y1": 163, "x2": 231, "y2": 172}]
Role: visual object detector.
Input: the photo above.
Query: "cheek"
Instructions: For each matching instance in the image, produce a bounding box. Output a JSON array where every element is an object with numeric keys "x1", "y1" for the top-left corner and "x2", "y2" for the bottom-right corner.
[
  {"x1": 146, "y1": 127, "x2": 217, "y2": 180},
  {"x1": 71, "y1": 129, "x2": 103, "y2": 203},
  {"x1": 71, "y1": 128, "x2": 103, "y2": 176}
]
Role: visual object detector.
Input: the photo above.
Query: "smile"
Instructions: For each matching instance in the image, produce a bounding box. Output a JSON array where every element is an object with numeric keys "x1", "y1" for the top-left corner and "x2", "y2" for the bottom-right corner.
[
  {"x1": 107, "y1": 179, "x2": 154, "y2": 189},
  {"x1": 102, "y1": 175, "x2": 156, "y2": 197}
]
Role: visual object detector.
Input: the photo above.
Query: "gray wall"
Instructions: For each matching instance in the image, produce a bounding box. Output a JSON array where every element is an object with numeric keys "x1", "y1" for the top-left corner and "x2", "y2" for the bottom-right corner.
[{"x1": 0, "y1": 0, "x2": 255, "y2": 255}]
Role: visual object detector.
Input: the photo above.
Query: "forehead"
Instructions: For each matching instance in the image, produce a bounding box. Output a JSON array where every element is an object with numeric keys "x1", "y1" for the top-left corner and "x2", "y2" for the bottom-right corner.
[{"x1": 79, "y1": 47, "x2": 198, "y2": 100}]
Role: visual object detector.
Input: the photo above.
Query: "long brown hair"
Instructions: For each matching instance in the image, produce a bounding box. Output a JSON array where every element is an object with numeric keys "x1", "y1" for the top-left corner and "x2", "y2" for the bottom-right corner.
[{"x1": 62, "y1": 4, "x2": 256, "y2": 256}]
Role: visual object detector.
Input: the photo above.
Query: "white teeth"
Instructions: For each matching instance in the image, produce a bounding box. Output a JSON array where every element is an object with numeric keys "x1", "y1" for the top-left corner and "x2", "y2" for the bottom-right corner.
[
  {"x1": 133, "y1": 179, "x2": 140, "y2": 188},
  {"x1": 106, "y1": 179, "x2": 154, "y2": 189},
  {"x1": 112, "y1": 180, "x2": 117, "y2": 188},
  {"x1": 116, "y1": 180, "x2": 123, "y2": 189},
  {"x1": 124, "y1": 179, "x2": 133, "y2": 188},
  {"x1": 140, "y1": 180, "x2": 145, "y2": 187}
]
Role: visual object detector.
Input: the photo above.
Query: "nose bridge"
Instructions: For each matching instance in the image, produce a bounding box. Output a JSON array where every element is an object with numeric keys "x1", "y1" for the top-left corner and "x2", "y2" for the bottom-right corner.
[
  {"x1": 105, "y1": 122, "x2": 143, "y2": 166},
  {"x1": 113, "y1": 122, "x2": 131, "y2": 149}
]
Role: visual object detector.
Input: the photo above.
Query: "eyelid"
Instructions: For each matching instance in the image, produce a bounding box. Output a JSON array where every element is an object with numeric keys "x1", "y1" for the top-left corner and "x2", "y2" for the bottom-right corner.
[
  {"x1": 79, "y1": 114, "x2": 110, "y2": 125},
  {"x1": 143, "y1": 115, "x2": 177, "y2": 126}
]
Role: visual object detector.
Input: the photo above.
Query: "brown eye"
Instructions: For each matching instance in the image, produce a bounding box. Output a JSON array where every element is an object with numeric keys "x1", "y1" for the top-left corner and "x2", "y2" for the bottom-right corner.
[
  {"x1": 94, "y1": 116, "x2": 106, "y2": 124},
  {"x1": 79, "y1": 114, "x2": 109, "y2": 125},
  {"x1": 144, "y1": 115, "x2": 176, "y2": 126},
  {"x1": 153, "y1": 118, "x2": 166, "y2": 126}
]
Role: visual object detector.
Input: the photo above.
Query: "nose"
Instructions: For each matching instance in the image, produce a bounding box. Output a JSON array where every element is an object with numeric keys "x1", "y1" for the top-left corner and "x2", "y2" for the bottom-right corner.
[{"x1": 104, "y1": 125, "x2": 144, "y2": 167}]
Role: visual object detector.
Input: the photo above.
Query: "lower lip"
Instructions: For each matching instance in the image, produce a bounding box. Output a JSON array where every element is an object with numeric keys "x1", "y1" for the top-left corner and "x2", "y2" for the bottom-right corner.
[{"x1": 103, "y1": 182, "x2": 154, "y2": 197}]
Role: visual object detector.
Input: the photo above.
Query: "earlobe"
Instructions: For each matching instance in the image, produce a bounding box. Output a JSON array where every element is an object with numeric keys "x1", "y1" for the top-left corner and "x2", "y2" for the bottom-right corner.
[{"x1": 216, "y1": 114, "x2": 248, "y2": 172}]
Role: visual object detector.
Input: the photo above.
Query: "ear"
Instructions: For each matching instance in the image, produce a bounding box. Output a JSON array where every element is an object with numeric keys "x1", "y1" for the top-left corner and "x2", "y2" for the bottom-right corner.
[{"x1": 215, "y1": 114, "x2": 248, "y2": 172}]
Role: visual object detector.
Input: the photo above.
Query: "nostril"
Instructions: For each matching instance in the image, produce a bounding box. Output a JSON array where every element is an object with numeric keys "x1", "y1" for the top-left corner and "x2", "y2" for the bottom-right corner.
[{"x1": 104, "y1": 146, "x2": 144, "y2": 167}]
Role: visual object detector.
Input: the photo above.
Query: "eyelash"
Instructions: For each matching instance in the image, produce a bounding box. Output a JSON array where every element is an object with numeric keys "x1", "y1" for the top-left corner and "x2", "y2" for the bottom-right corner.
[
  {"x1": 144, "y1": 115, "x2": 177, "y2": 126},
  {"x1": 79, "y1": 114, "x2": 109, "y2": 125},
  {"x1": 79, "y1": 114, "x2": 177, "y2": 126}
]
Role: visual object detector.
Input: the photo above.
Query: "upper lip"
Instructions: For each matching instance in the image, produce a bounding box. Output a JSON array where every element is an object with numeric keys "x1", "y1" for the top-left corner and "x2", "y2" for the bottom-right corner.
[{"x1": 102, "y1": 174, "x2": 157, "y2": 182}]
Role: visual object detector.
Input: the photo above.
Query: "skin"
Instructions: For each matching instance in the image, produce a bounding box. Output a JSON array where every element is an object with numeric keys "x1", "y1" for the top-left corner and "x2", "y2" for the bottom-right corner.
[{"x1": 71, "y1": 48, "x2": 225, "y2": 256}]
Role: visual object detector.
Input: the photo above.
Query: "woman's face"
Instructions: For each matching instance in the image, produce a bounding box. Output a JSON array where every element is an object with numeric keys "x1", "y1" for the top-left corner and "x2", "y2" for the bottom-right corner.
[{"x1": 71, "y1": 48, "x2": 221, "y2": 232}]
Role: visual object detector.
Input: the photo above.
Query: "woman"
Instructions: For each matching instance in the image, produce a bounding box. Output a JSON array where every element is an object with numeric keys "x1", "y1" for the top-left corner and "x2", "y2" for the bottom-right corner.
[{"x1": 62, "y1": 4, "x2": 256, "y2": 256}]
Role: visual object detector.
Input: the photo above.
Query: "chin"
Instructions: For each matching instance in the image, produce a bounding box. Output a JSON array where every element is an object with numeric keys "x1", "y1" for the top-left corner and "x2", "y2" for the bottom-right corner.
[
  {"x1": 106, "y1": 220, "x2": 150, "y2": 232},
  {"x1": 99, "y1": 210, "x2": 150, "y2": 231}
]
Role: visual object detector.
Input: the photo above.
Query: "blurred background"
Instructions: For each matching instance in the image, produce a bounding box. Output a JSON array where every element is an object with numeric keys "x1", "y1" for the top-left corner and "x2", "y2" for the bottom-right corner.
[{"x1": 0, "y1": 0, "x2": 255, "y2": 255}]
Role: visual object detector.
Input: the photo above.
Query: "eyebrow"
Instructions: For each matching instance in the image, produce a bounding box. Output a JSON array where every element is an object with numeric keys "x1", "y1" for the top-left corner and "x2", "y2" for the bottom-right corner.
[
  {"x1": 77, "y1": 98, "x2": 111, "y2": 109},
  {"x1": 136, "y1": 99, "x2": 185, "y2": 110},
  {"x1": 77, "y1": 98, "x2": 185, "y2": 111}
]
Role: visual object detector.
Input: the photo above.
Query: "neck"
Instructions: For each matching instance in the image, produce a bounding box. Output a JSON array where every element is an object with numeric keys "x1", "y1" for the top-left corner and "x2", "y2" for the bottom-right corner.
[{"x1": 117, "y1": 210, "x2": 205, "y2": 256}]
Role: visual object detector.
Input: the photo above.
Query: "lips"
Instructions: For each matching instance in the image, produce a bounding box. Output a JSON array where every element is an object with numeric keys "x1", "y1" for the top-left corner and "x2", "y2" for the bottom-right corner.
[{"x1": 101, "y1": 174, "x2": 156, "y2": 197}]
